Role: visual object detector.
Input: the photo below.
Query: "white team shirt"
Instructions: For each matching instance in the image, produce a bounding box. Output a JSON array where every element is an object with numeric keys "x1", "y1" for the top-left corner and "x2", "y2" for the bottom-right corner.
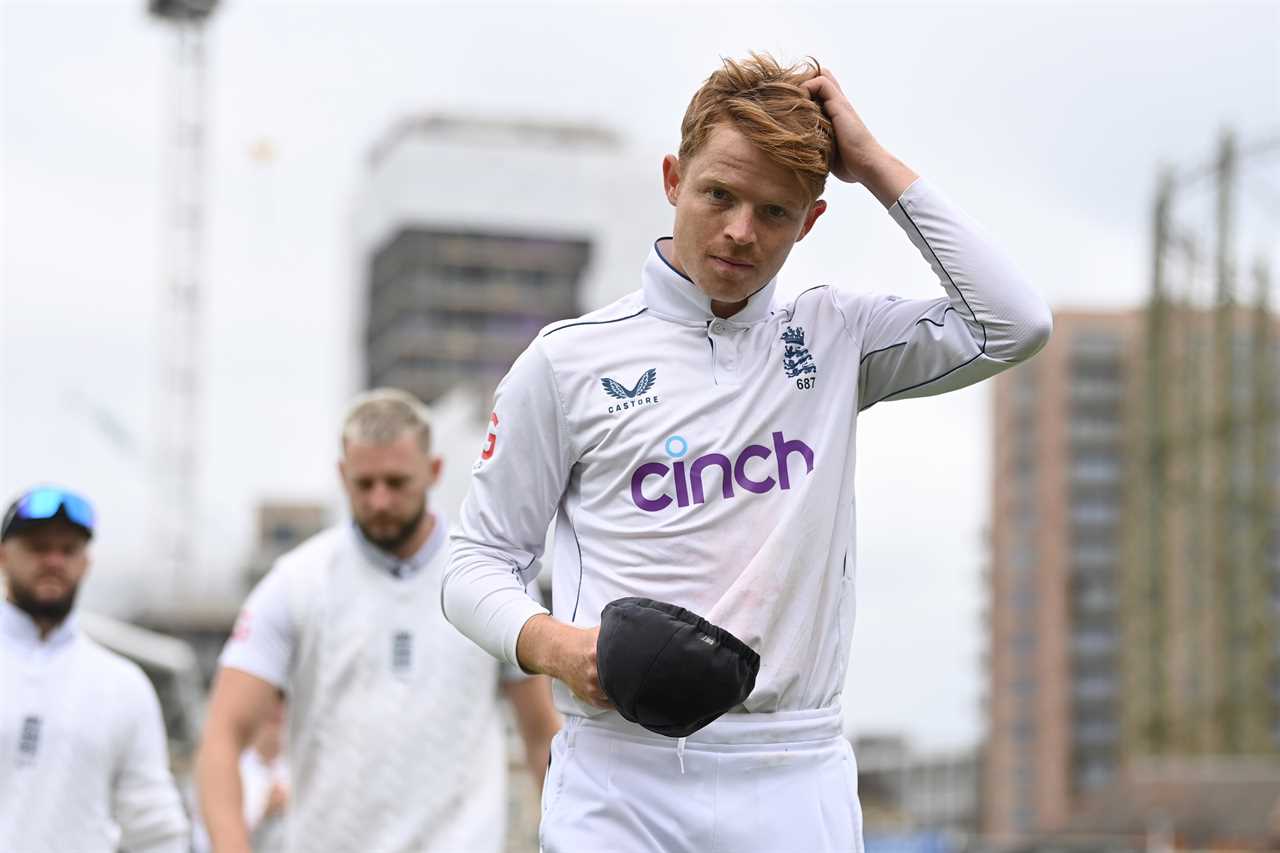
[
  {"x1": 0, "y1": 600, "x2": 190, "y2": 853},
  {"x1": 220, "y1": 513, "x2": 529, "y2": 691},
  {"x1": 443, "y1": 178, "x2": 1052, "y2": 719},
  {"x1": 219, "y1": 513, "x2": 530, "y2": 853}
]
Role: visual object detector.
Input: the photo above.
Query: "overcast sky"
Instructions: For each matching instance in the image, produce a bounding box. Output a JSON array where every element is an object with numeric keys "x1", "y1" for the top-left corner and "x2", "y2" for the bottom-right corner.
[{"x1": 2, "y1": 0, "x2": 1277, "y2": 749}]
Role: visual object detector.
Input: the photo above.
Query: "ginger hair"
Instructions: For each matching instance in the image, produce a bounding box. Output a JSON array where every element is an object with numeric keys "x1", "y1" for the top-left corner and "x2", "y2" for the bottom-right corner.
[{"x1": 678, "y1": 52, "x2": 833, "y2": 202}]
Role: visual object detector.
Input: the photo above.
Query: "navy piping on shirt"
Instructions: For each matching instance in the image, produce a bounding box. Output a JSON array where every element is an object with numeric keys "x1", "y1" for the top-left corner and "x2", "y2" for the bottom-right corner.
[
  {"x1": 542, "y1": 308, "x2": 649, "y2": 338},
  {"x1": 859, "y1": 201, "x2": 991, "y2": 407},
  {"x1": 863, "y1": 351, "x2": 985, "y2": 410},
  {"x1": 651, "y1": 237, "x2": 775, "y2": 306},
  {"x1": 858, "y1": 307, "x2": 958, "y2": 365},
  {"x1": 567, "y1": 509, "x2": 586, "y2": 622},
  {"x1": 653, "y1": 237, "x2": 694, "y2": 283},
  {"x1": 895, "y1": 204, "x2": 988, "y2": 353}
]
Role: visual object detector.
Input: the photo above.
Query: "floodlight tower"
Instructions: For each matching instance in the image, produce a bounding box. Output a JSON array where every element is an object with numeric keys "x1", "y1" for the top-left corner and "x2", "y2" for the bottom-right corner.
[{"x1": 148, "y1": 0, "x2": 219, "y2": 596}]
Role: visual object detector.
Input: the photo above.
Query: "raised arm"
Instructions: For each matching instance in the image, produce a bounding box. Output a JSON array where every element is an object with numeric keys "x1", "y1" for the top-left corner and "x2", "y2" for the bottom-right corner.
[{"x1": 805, "y1": 68, "x2": 1051, "y2": 406}]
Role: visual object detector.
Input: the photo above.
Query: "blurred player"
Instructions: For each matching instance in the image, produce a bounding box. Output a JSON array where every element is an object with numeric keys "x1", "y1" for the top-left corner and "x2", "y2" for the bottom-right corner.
[
  {"x1": 197, "y1": 389, "x2": 560, "y2": 853},
  {"x1": 443, "y1": 53, "x2": 1052, "y2": 851},
  {"x1": 0, "y1": 486, "x2": 190, "y2": 852}
]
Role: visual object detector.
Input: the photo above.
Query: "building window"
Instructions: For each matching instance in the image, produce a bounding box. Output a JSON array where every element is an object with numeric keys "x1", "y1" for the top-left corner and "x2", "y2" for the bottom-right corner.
[
  {"x1": 1071, "y1": 453, "x2": 1121, "y2": 484},
  {"x1": 1074, "y1": 673, "x2": 1116, "y2": 700},
  {"x1": 1073, "y1": 717, "x2": 1117, "y2": 746},
  {"x1": 1072, "y1": 624, "x2": 1115, "y2": 652},
  {"x1": 270, "y1": 524, "x2": 298, "y2": 546},
  {"x1": 1077, "y1": 758, "x2": 1114, "y2": 791},
  {"x1": 1071, "y1": 502, "x2": 1117, "y2": 526}
]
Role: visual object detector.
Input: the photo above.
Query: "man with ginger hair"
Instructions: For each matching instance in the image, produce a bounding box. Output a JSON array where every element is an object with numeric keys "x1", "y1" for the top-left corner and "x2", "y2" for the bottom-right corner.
[{"x1": 443, "y1": 54, "x2": 1052, "y2": 851}]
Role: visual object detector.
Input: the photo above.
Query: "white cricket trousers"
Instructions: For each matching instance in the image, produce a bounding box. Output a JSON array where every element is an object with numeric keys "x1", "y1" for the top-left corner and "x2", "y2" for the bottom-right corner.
[{"x1": 539, "y1": 706, "x2": 863, "y2": 853}]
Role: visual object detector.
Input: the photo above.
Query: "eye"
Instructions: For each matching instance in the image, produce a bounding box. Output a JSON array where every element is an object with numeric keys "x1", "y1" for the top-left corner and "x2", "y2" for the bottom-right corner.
[
  {"x1": 355, "y1": 478, "x2": 374, "y2": 491},
  {"x1": 707, "y1": 187, "x2": 731, "y2": 202},
  {"x1": 764, "y1": 204, "x2": 790, "y2": 220},
  {"x1": 386, "y1": 476, "x2": 409, "y2": 490}
]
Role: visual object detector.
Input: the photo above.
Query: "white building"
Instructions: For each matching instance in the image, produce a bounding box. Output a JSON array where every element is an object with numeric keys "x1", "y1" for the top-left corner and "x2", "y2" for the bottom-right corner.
[{"x1": 351, "y1": 112, "x2": 669, "y2": 517}]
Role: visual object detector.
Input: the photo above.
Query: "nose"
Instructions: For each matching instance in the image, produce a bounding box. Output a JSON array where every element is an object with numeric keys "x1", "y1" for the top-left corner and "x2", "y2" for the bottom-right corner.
[
  {"x1": 39, "y1": 550, "x2": 68, "y2": 572},
  {"x1": 366, "y1": 482, "x2": 394, "y2": 511},
  {"x1": 723, "y1": 206, "x2": 755, "y2": 246}
]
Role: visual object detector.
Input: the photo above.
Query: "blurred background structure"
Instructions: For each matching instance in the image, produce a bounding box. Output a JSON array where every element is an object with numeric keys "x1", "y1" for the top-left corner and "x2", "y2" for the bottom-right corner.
[
  {"x1": 148, "y1": 0, "x2": 221, "y2": 605},
  {"x1": 983, "y1": 132, "x2": 1280, "y2": 851},
  {"x1": 354, "y1": 112, "x2": 662, "y2": 409}
]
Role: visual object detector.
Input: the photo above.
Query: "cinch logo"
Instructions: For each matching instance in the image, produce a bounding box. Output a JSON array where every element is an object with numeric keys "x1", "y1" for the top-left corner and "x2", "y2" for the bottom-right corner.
[{"x1": 629, "y1": 432, "x2": 815, "y2": 512}]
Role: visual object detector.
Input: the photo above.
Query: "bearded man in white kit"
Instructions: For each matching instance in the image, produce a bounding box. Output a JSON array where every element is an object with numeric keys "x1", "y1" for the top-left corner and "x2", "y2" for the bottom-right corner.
[{"x1": 198, "y1": 389, "x2": 560, "y2": 853}]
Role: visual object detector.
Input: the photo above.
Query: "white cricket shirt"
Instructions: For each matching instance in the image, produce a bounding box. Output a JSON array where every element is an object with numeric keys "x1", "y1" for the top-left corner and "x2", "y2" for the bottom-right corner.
[
  {"x1": 443, "y1": 178, "x2": 1052, "y2": 719},
  {"x1": 219, "y1": 514, "x2": 528, "y2": 853},
  {"x1": 0, "y1": 600, "x2": 190, "y2": 853}
]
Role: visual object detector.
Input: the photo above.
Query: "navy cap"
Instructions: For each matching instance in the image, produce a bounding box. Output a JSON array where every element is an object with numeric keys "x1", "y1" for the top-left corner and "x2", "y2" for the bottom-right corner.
[{"x1": 596, "y1": 597, "x2": 760, "y2": 738}]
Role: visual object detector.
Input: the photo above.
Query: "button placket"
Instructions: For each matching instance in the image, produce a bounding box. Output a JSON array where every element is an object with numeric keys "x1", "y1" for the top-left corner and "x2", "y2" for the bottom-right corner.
[{"x1": 720, "y1": 324, "x2": 740, "y2": 371}]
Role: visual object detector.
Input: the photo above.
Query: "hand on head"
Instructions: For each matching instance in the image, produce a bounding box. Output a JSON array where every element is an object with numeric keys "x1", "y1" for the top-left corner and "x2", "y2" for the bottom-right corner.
[{"x1": 800, "y1": 69, "x2": 884, "y2": 185}]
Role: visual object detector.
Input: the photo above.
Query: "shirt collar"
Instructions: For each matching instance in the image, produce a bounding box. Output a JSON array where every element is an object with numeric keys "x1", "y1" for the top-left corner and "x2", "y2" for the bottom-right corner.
[
  {"x1": 643, "y1": 238, "x2": 777, "y2": 326},
  {"x1": 351, "y1": 511, "x2": 447, "y2": 580},
  {"x1": 1, "y1": 598, "x2": 79, "y2": 649}
]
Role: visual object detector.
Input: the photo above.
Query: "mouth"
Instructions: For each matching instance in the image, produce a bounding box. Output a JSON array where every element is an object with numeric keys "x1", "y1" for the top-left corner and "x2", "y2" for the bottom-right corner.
[
  {"x1": 34, "y1": 576, "x2": 68, "y2": 594},
  {"x1": 709, "y1": 255, "x2": 755, "y2": 273}
]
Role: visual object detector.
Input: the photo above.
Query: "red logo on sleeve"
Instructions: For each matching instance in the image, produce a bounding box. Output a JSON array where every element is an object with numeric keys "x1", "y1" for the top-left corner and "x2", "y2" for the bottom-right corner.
[
  {"x1": 480, "y1": 412, "x2": 499, "y2": 461},
  {"x1": 231, "y1": 611, "x2": 252, "y2": 642}
]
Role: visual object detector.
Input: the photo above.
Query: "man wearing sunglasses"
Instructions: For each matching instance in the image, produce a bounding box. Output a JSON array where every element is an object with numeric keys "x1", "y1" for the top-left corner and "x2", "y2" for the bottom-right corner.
[{"x1": 0, "y1": 486, "x2": 191, "y2": 853}]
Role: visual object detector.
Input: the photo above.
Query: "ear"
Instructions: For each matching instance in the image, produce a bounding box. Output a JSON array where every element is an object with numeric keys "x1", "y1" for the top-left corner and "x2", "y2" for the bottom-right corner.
[
  {"x1": 661, "y1": 155, "x2": 681, "y2": 207},
  {"x1": 337, "y1": 458, "x2": 347, "y2": 486},
  {"x1": 428, "y1": 454, "x2": 443, "y2": 486},
  {"x1": 795, "y1": 199, "x2": 828, "y2": 243}
]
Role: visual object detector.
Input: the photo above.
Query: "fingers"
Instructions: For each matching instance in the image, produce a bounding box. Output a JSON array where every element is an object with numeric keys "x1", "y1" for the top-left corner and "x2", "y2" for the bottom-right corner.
[
  {"x1": 585, "y1": 691, "x2": 614, "y2": 710},
  {"x1": 801, "y1": 72, "x2": 845, "y2": 103},
  {"x1": 572, "y1": 672, "x2": 613, "y2": 709},
  {"x1": 570, "y1": 628, "x2": 613, "y2": 708},
  {"x1": 581, "y1": 657, "x2": 614, "y2": 709}
]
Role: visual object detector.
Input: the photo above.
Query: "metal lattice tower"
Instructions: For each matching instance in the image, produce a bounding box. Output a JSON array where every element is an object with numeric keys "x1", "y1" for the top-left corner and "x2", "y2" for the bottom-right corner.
[
  {"x1": 1137, "y1": 129, "x2": 1280, "y2": 755},
  {"x1": 149, "y1": 0, "x2": 219, "y2": 595}
]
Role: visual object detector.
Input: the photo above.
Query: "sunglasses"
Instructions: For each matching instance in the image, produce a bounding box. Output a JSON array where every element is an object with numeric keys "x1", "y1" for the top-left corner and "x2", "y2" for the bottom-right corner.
[{"x1": 8, "y1": 487, "x2": 96, "y2": 533}]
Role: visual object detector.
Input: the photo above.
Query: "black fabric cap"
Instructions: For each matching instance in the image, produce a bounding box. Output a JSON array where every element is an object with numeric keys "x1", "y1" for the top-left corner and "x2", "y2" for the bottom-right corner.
[{"x1": 596, "y1": 597, "x2": 760, "y2": 738}]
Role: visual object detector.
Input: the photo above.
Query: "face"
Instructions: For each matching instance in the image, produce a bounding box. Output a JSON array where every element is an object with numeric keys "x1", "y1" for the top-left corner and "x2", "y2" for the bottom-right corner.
[
  {"x1": 0, "y1": 521, "x2": 91, "y2": 623},
  {"x1": 339, "y1": 431, "x2": 441, "y2": 552},
  {"x1": 662, "y1": 123, "x2": 827, "y2": 309}
]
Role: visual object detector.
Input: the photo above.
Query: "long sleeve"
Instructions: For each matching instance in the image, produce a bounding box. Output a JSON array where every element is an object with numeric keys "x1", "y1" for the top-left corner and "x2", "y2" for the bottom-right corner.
[
  {"x1": 113, "y1": 670, "x2": 190, "y2": 853},
  {"x1": 442, "y1": 338, "x2": 572, "y2": 667},
  {"x1": 845, "y1": 178, "x2": 1052, "y2": 409}
]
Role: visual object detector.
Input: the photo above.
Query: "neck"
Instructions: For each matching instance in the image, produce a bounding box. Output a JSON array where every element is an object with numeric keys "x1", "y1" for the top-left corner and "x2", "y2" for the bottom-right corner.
[
  {"x1": 33, "y1": 617, "x2": 62, "y2": 641},
  {"x1": 710, "y1": 298, "x2": 747, "y2": 318},
  {"x1": 389, "y1": 511, "x2": 435, "y2": 560}
]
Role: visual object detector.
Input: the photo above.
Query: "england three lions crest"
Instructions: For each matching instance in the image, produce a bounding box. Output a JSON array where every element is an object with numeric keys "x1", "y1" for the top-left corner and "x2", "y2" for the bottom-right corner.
[{"x1": 781, "y1": 326, "x2": 817, "y2": 379}]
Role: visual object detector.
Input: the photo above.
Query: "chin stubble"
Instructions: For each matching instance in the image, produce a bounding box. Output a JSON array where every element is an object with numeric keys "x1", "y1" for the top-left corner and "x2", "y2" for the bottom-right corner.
[
  {"x1": 8, "y1": 580, "x2": 78, "y2": 624},
  {"x1": 359, "y1": 502, "x2": 427, "y2": 553}
]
